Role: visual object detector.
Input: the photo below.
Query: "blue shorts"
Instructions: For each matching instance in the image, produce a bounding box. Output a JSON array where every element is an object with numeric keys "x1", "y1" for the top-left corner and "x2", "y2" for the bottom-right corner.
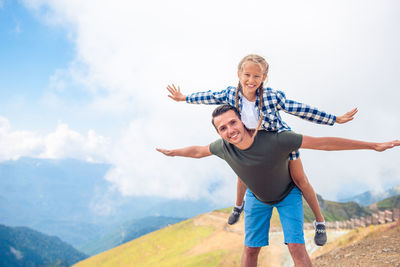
[{"x1": 244, "y1": 186, "x2": 304, "y2": 247}]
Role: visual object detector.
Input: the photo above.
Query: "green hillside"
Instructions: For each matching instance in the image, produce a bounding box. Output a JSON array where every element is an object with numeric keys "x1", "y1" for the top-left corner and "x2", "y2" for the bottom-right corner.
[
  {"x1": 0, "y1": 224, "x2": 87, "y2": 267},
  {"x1": 303, "y1": 195, "x2": 371, "y2": 222},
  {"x1": 375, "y1": 194, "x2": 400, "y2": 210}
]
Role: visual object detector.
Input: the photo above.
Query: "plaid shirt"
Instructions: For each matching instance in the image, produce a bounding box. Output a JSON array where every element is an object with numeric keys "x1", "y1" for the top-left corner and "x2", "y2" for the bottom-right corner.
[{"x1": 186, "y1": 86, "x2": 336, "y2": 160}]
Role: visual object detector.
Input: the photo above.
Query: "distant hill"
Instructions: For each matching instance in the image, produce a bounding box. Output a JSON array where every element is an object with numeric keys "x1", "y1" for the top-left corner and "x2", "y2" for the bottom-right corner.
[
  {"x1": 79, "y1": 216, "x2": 185, "y2": 256},
  {"x1": 303, "y1": 194, "x2": 371, "y2": 222},
  {"x1": 372, "y1": 194, "x2": 400, "y2": 211},
  {"x1": 0, "y1": 224, "x2": 87, "y2": 267},
  {"x1": 338, "y1": 185, "x2": 400, "y2": 206}
]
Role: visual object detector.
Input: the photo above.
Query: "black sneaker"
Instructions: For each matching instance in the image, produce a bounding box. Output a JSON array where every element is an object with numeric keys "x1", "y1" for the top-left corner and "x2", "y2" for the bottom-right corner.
[
  {"x1": 228, "y1": 203, "x2": 244, "y2": 225},
  {"x1": 314, "y1": 221, "x2": 327, "y2": 246}
]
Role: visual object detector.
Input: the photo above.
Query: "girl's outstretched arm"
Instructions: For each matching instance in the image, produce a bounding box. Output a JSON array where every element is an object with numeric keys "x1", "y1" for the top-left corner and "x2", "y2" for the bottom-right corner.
[
  {"x1": 166, "y1": 84, "x2": 231, "y2": 105},
  {"x1": 275, "y1": 90, "x2": 357, "y2": 126}
]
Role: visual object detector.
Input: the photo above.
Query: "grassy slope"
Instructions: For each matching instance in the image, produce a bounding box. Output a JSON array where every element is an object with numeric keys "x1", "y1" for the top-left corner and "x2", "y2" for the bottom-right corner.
[{"x1": 74, "y1": 219, "x2": 221, "y2": 267}]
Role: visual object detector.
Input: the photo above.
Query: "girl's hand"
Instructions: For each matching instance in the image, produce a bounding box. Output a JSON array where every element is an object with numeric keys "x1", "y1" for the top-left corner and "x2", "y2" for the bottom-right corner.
[
  {"x1": 167, "y1": 84, "x2": 186, "y2": 102},
  {"x1": 336, "y1": 108, "x2": 358, "y2": 124}
]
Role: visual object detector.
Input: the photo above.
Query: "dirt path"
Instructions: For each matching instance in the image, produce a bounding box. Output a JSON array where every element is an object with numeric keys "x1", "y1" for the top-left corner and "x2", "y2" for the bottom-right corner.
[{"x1": 312, "y1": 222, "x2": 400, "y2": 267}]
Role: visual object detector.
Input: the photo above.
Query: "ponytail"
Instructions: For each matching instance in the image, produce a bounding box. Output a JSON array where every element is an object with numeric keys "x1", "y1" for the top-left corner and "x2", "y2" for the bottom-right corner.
[{"x1": 252, "y1": 82, "x2": 264, "y2": 139}]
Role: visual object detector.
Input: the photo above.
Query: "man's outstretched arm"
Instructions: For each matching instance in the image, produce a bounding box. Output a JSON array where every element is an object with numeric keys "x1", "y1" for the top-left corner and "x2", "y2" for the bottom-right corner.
[
  {"x1": 156, "y1": 145, "x2": 212, "y2": 158},
  {"x1": 301, "y1": 136, "x2": 400, "y2": 152}
]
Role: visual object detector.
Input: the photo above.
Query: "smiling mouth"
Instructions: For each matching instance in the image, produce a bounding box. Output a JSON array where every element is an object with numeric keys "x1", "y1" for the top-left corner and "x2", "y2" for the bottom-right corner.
[{"x1": 229, "y1": 132, "x2": 240, "y2": 140}]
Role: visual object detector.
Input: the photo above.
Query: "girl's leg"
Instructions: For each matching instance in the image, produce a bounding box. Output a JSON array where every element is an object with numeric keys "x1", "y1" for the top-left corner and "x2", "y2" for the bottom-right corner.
[
  {"x1": 236, "y1": 177, "x2": 247, "y2": 206},
  {"x1": 289, "y1": 158, "x2": 324, "y2": 222},
  {"x1": 228, "y1": 177, "x2": 247, "y2": 225},
  {"x1": 289, "y1": 158, "x2": 327, "y2": 246}
]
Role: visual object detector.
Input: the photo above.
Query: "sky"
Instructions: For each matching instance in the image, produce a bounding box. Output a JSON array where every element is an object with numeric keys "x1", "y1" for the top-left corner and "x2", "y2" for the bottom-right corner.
[{"x1": 0, "y1": 0, "x2": 399, "y2": 203}]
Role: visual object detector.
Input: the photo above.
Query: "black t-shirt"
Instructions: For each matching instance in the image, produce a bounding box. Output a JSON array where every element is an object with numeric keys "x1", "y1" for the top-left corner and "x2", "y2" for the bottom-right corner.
[{"x1": 210, "y1": 131, "x2": 303, "y2": 204}]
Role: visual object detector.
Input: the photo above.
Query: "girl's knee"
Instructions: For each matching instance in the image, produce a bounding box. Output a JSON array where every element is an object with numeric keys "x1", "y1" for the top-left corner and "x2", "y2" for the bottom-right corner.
[{"x1": 292, "y1": 173, "x2": 309, "y2": 188}]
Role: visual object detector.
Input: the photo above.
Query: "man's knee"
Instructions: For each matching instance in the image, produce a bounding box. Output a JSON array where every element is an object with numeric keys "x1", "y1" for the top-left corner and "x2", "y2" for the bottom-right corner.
[
  {"x1": 243, "y1": 246, "x2": 261, "y2": 257},
  {"x1": 287, "y1": 243, "x2": 311, "y2": 266},
  {"x1": 288, "y1": 243, "x2": 307, "y2": 255}
]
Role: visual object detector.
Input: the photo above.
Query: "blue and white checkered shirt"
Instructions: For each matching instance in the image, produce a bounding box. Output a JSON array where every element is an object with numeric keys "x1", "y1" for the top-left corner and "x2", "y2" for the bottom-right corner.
[{"x1": 186, "y1": 86, "x2": 336, "y2": 160}]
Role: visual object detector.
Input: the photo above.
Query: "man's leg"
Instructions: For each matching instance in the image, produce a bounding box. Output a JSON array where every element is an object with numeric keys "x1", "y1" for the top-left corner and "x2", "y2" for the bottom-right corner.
[
  {"x1": 289, "y1": 158, "x2": 327, "y2": 246},
  {"x1": 275, "y1": 186, "x2": 309, "y2": 265},
  {"x1": 243, "y1": 189, "x2": 272, "y2": 266},
  {"x1": 241, "y1": 246, "x2": 261, "y2": 267},
  {"x1": 228, "y1": 177, "x2": 247, "y2": 225},
  {"x1": 287, "y1": 243, "x2": 312, "y2": 267}
]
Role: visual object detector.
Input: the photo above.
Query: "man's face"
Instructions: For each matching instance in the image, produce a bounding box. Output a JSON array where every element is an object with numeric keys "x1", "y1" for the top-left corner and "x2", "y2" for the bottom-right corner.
[{"x1": 213, "y1": 110, "x2": 246, "y2": 145}]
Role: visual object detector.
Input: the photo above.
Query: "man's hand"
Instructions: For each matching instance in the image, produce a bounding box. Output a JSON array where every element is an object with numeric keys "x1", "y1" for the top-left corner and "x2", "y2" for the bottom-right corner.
[
  {"x1": 335, "y1": 108, "x2": 358, "y2": 124},
  {"x1": 373, "y1": 140, "x2": 400, "y2": 152},
  {"x1": 156, "y1": 145, "x2": 212, "y2": 158},
  {"x1": 167, "y1": 84, "x2": 186, "y2": 102},
  {"x1": 156, "y1": 148, "x2": 175, "y2": 156}
]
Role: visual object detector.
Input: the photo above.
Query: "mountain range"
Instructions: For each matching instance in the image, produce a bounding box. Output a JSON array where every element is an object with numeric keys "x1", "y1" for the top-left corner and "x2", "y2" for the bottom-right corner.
[
  {"x1": 338, "y1": 185, "x2": 400, "y2": 206},
  {"x1": 0, "y1": 157, "x2": 219, "y2": 249}
]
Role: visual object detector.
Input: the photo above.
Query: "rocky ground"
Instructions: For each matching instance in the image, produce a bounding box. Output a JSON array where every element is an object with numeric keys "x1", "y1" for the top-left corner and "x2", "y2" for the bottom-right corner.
[{"x1": 312, "y1": 221, "x2": 400, "y2": 267}]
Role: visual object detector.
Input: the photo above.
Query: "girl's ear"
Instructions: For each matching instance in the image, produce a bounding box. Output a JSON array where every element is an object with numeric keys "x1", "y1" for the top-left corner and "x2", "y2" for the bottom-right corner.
[
  {"x1": 262, "y1": 73, "x2": 268, "y2": 81},
  {"x1": 237, "y1": 70, "x2": 241, "y2": 79}
]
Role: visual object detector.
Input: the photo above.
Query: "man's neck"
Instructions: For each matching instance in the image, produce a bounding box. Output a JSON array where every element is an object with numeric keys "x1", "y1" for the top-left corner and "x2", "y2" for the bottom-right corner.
[{"x1": 234, "y1": 129, "x2": 255, "y2": 150}]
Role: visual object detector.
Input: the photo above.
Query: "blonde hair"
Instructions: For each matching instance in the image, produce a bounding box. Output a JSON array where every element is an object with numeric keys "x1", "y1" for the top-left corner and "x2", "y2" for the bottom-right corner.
[{"x1": 235, "y1": 54, "x2": 269, "y2": 139}]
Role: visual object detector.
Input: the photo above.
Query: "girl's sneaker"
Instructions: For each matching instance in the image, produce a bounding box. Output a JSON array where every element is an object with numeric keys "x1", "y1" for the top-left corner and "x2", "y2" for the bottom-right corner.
[
  {"x1": 227, "y1": 203, "x2": 244, "y2": 225},
  {"x1": 314, "y1": 220, "x2": 327, "y2": 246}
]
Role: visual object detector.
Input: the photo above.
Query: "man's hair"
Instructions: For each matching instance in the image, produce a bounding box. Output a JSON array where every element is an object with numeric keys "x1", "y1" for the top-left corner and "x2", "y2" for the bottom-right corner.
[{"x1": 211, "y1": 105, "x2": 241, "y2": 130}]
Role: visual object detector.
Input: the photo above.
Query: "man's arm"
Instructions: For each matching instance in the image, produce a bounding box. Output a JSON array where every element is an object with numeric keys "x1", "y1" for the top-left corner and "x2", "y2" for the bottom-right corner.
[
  {"x1": 301, "y1": 136, "x2": 400, "y2": 152},
  {"x1": 156, "y1": 145, "x2": 212, "y2": 158}
]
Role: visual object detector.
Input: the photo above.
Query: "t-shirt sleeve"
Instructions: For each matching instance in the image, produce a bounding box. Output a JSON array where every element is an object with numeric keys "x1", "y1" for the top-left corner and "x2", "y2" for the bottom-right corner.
[
  {"x1": 209, "y1": 139, "x2": 226, "y2": 160},
  {"x1": 277, "y1": 131, "x2": 303, "y2": 155}
]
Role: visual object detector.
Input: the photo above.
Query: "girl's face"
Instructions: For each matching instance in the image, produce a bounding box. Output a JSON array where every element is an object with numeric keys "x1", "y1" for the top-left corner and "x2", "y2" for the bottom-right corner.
[{"x1": 238, "y1": 61, "x2": 267, "y2": 99}]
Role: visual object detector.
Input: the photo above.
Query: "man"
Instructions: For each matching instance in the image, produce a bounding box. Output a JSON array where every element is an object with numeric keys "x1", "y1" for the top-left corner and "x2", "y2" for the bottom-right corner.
[{"x1": 157, "y1": 105, "x2": 399, "y2": 267}]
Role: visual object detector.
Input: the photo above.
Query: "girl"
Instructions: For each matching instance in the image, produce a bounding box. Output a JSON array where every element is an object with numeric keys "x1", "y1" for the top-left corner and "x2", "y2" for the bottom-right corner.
[{"x1": 166, "y1": 54, "x2": 357, "y2": 246}]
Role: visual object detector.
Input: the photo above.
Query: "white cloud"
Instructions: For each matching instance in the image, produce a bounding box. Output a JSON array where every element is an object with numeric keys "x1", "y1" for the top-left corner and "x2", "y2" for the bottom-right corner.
[
  {"x1": 39, "y1": 122, "x2": 111, "y2": 162},
  {"x1": 0, "y1": 116, "x2": 110, "y2": 163},
  {"x1": 19, "y1": 0, "x2": 400, "y2": 202}
]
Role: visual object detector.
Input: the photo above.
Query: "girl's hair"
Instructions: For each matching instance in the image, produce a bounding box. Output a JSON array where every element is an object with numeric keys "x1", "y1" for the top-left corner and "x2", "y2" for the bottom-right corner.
[{"x1": 235, "y1": 54, "x2": 269, "y2": 139}]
